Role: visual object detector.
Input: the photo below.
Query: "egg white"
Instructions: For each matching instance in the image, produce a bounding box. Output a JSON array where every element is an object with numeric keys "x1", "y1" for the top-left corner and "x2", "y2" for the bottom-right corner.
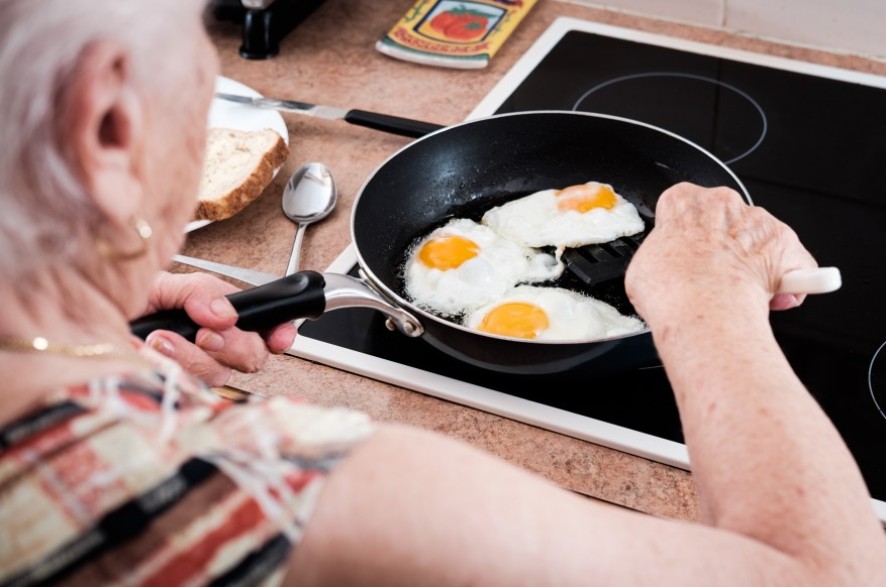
[
  {"x1": 481, "y1": 181, "x2": 645, "y2": 249},
  {"x1": 463, "y1": 285, "x2": 646, "y2": 342},
  {"x1": 403, "y1": 218, "x2": 563, "y2": 317}
]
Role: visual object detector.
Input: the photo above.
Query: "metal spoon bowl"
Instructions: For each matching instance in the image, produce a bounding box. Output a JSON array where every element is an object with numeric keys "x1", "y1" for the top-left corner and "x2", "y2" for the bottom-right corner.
[{"x1": 282, "y1": 162, "x2": 337, "y2": 275}]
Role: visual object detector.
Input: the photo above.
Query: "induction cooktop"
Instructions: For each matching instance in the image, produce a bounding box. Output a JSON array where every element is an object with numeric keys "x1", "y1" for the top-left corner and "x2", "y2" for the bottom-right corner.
[{"x1": 288, "y1": 17, "x2": 886, "y2": 521}]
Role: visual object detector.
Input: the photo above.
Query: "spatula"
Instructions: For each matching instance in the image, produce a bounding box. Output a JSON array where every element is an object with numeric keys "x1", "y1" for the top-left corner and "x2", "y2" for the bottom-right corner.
[
  {"x1": 562, "y1": 235, "x2": 644, "y2": 287},
  {"x1": 562, "y1": 236, "x2": 842, "y2": 295}
]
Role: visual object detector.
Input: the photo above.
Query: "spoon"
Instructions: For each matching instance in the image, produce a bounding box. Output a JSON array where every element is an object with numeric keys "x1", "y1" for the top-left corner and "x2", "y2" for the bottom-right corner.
[{"x1": 282, "y1": 162, "x2": 337, "y2": 275}]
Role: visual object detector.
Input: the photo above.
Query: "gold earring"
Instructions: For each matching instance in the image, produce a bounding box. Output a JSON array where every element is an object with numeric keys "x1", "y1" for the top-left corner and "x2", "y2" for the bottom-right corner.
[{"x1": 96, "y1": 215, "x2": 153, "y2": 261}]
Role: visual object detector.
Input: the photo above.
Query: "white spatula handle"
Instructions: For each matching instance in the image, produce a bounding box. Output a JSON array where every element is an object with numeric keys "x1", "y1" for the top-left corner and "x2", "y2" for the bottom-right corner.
[{"x1": 777, "y1": 267, "x2": 842, "y2": 295}]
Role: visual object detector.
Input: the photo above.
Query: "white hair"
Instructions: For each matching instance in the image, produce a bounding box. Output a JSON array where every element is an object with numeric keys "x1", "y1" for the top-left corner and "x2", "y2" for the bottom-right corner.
[{"x1": 0, "y1": 0, "x2": 206, "y2": 279}]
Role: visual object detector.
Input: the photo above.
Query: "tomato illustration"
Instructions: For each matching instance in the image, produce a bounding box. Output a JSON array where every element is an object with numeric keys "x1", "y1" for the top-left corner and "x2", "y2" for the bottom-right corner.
[{"x1": 429, "y1": 6, "x2": 490, "y2": 41}]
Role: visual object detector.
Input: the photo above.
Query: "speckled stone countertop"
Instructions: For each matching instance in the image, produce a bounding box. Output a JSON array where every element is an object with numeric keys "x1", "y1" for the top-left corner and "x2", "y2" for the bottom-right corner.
[{"x1": 183, "y1": 0, "x2": 886, "y2": 520}]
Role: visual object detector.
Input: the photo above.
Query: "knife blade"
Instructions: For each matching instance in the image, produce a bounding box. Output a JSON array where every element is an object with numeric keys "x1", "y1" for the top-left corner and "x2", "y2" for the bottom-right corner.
[
  {"x1": 215, "y1": 92, "x2": 444, "y2": 138},
  {"x1": 172, "y1": 254, "x2": 278, "y2": 286}
]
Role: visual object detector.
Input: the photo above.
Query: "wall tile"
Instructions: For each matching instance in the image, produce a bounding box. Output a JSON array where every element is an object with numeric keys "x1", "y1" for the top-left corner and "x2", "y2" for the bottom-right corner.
[
  {"x1": 561, "y1": 0, "x2": 725, "y2": 28},
  {"x1": 725, "y1": 0, "x2": 886, "y2": 59},
  {"x1": 563, "y1": 0, "x2": 886, "y2": 59}
]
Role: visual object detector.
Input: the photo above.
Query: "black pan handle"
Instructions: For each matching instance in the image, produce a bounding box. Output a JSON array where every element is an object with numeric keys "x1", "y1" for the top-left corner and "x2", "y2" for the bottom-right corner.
[
  {"x1": 344, "y1": 109, "x2": 443, "y2": 138},
  {"x1": 130, "y1": 271, "x2": 327, "y2": 341}
]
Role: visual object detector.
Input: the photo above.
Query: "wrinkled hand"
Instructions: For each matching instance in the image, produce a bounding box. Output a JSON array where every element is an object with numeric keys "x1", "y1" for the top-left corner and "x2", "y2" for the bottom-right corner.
[
  {"x1": 140, "y1": 271, "x2": 297, "y2": 386},
  {"x1": 625, "y1": 183, "x2": 818, "y2": 328}
]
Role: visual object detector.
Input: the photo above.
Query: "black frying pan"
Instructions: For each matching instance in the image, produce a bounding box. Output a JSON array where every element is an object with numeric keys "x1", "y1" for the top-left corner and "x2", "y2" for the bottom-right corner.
[{"x1": 133, "y1": 111, "x2": 748, "y2": 375}]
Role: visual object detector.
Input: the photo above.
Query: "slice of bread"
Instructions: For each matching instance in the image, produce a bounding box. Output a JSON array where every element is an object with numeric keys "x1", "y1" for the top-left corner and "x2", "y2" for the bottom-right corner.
[{"x1": 194, "y1": 127, "x2": 289, "y2": 221}]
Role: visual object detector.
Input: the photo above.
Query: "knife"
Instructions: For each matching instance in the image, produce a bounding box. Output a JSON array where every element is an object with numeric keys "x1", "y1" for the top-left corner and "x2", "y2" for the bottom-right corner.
[
  {"x1": 215, "y1": 92, "x2": 444, "y2": 138},
  {"x1": 172, "y1": 254, "x2": 277, "y2": 286}
]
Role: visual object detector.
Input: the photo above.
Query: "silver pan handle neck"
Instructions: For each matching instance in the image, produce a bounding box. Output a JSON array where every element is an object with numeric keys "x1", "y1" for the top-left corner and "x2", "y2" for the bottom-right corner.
[{"x1": 322, "y1": 273, "x2": 423, "y2": 337}]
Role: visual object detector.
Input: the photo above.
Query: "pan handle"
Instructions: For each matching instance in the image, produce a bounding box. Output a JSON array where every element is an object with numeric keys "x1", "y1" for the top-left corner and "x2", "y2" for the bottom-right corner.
[
  {"x1": 129, "y1": 271, "x2": 424, "y2": 341},
  {"x1": 321, "y1": 273, "x2": 423, "y2": 336}
]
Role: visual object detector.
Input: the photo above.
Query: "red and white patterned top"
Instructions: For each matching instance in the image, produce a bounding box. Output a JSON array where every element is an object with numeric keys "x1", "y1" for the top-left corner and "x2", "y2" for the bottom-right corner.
[{"x1": 0, "y1": 349, "x2": 374, "y2": 586}]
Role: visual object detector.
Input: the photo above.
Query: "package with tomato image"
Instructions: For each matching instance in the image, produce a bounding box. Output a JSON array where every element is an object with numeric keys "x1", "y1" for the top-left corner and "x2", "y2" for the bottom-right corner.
[{"x1": 377, "y1": 0, "x2": 538, "y2": 69}]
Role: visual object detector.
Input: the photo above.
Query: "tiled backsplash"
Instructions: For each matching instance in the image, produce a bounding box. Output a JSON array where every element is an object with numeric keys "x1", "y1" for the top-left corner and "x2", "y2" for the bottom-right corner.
[{"x1": 564, "y1": 0, "x2": 885, "y2": 60}]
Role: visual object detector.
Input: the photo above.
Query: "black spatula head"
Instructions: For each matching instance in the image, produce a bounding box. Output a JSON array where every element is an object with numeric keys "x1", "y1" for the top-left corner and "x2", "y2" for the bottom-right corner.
[{"x1": 562, "y1": 234, "x2": 645, "y2": 287}]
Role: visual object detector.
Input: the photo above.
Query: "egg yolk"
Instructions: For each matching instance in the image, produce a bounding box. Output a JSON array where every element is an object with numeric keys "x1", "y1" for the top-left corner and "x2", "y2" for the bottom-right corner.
[
  {"x1": 478, "y1": 302, "x2": 549, "y2": 339},
  {"x1": 555, "y1": 183, "x2": 617, "y2": 213},
  {"x1": 418, "y1": 235, "x2": 479, "y2": 270}
]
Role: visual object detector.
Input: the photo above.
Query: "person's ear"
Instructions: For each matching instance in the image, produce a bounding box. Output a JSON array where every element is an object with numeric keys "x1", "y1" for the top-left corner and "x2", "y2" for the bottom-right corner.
[{"x1": 62, "y1": 40, "x2": 144, "y2": 224}]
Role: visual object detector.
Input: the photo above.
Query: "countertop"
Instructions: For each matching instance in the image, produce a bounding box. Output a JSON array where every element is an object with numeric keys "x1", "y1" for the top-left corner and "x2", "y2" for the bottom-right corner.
[{"x1": 185, "y1": 0, "x2": 886, "y2": 520}]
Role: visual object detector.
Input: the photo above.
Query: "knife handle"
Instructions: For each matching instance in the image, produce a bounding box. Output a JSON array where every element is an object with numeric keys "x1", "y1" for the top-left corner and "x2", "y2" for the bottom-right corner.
[
  {"x1": 344, "y1": 110, "x2": 444, "y2": 138},
  {"x1": 130, "y1": 271, "x2": 327, "y2": 341}
]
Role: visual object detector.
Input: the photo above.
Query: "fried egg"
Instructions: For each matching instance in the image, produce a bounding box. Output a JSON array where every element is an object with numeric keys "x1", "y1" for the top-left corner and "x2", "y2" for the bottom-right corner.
[
  {"x1": 481, "y1": 181, "x2": 645, "y2": 249},
  {"x1": 463, "y1": 285, "x2": 646, "y2": 341},
  {"x1": 403, "y1": 218, "x2": 563, "y2": 316}
]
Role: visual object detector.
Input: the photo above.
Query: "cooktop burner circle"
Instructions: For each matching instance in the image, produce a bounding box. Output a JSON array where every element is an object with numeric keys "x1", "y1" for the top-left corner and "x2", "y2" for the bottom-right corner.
[
  {"x1": 572, "y1": 72, "x2": 768, "y2": 164},
  {"x1": 869, "y1": 340, "x2": 886, "y2": 421}
]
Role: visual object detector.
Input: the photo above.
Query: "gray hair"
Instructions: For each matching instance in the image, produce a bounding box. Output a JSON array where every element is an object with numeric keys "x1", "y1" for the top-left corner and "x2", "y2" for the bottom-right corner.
[{"x1": 0, "y1": 0, "x2": 206, "y2": 279}]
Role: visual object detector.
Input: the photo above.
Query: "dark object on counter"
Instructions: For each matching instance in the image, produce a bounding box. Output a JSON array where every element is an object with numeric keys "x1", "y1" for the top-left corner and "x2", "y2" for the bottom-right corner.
[
  {"x1": 210, "y1": 0, "x2": 326, "y2": 60},
  {"x1": 133, "y1": 112, "x2": 745, "y2": 375}
]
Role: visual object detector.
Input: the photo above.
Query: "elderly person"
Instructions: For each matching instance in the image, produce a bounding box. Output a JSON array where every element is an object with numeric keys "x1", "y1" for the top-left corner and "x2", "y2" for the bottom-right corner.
[{"x1": 1, "y1": 0, "x2": 884, "y2": 585}]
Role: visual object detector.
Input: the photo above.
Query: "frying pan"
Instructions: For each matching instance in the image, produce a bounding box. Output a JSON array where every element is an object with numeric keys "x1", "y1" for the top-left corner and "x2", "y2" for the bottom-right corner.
[{"x1": 132, "y1": 111, "x2": 749, "y2": 375}]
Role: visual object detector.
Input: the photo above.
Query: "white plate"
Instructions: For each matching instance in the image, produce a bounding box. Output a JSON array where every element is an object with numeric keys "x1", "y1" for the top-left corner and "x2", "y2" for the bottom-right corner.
[{"x1": 185, "y1": 76, "x2": 290, "y2": 232}]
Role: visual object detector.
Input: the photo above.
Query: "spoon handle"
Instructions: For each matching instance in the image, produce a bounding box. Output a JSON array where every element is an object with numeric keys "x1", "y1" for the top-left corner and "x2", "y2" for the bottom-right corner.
[{"x1": 286, "y1": 223, "x2": 307, "y2": 276}]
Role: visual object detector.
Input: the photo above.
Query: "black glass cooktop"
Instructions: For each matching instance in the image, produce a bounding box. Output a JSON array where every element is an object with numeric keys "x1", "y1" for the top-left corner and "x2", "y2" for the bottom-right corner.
[{"x1": 299, "y1": 25, "x2": 886, "y2": 506}]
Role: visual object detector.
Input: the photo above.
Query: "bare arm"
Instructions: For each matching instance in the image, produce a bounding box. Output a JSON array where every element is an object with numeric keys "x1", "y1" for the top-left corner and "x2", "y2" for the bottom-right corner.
[
  {"x1": 283, "y1": 184, "x2": 886, "y2": 586},
  {"x1": 625, "y1": 183, "x2": 886, "y2": 581}
]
